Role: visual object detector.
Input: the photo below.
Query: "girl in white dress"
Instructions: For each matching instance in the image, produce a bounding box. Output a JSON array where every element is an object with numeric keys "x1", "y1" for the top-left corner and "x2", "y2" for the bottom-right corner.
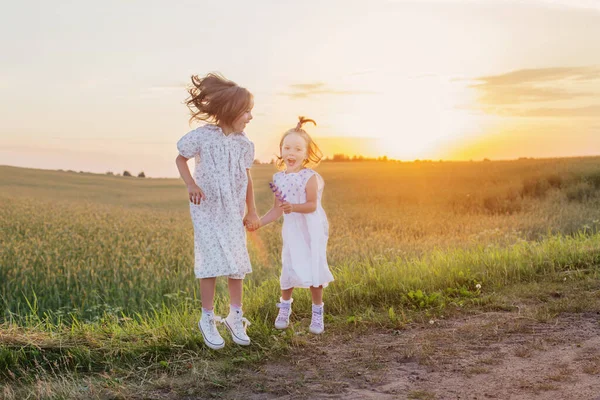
[
  {"x1": 255, "y1": 117, "x2": 334, "y2": 334},
  {"x1": 175, "y1": 73, "x2": 260, "y2": 350}
]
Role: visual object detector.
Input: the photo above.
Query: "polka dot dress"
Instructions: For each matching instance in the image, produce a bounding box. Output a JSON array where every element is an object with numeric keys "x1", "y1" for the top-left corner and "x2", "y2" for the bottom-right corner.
[{"x1": 177, "y1": 124, "x2": 254, "y2": 279}]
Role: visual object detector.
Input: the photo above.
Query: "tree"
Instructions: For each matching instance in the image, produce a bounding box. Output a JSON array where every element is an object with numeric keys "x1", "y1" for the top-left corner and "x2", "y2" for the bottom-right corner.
[
  {"x1": 138, "y1": 172, "x2": 146, "y2": 178},
  {"x1": 123, "y1": 171, "x2": 132, "y2": 177}
]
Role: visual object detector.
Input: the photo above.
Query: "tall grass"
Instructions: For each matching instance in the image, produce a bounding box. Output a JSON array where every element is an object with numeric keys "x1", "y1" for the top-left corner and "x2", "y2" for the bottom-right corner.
[{"x1": 1, "y1": 158, "x2": 600, "y2": 377}]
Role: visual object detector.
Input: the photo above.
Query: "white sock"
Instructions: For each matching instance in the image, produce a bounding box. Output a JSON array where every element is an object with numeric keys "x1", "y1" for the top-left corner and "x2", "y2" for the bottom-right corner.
[
  {"x1": 202, "y1": 308, "x2": 214, "y2": 318},
  {"x1": 280, "y1": 297, "x2": 293, "y2": 304},
  {"x1": 230, "y1": 304, "x2": 242, "y2": 314}
]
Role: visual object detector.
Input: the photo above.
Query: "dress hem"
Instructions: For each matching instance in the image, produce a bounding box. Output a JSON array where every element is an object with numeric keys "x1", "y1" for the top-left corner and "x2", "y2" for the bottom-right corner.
[
  {"x1": 195, "y1": 270, "x2": 252, "y2": 279},
  {"x1": 280, "y1": 280, "x2": 333, "y2": 290}
]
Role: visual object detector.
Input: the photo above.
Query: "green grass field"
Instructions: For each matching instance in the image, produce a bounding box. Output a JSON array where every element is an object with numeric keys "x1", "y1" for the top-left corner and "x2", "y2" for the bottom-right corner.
[{"x1": 1, "y1": 158, "x2": 600, "y2": 398}]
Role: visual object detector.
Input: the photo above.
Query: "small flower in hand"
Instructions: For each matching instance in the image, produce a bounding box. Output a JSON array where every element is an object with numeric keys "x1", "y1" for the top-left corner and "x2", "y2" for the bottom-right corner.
[{"x1": 269, "y1": 182, "x2": 287, "y2": 203}]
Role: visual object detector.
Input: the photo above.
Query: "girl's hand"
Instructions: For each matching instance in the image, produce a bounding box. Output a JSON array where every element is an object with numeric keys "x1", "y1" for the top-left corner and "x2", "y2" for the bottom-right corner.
[
  {"x1": 245, "y1": 222, "x2": 260, "y2": 232},
  {"x1": 244, "y1": 212, "x2": 260, "y2": 231},
  {"x1": 280, "y1": 201, "x2": 294, "y2": 214},
  {"x1": 187, "y1": 183, "x2": 206, "y2": 205}
]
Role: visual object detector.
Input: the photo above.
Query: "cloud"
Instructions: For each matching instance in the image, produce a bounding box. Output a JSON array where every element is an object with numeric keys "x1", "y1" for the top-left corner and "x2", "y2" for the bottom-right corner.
[
  {"x1": 490, "y1": 105, "x2": 600, "y2": 117},
  {"x1": 280, "y1": 82, "x2": 377, "y2": 99},
  {"x1": 476, "y1": 86, "x2": 593, "y2": 105},
  {"x1": 472, "y1": 66, "x2": 600, "y2": 87},
  {"x1": 289, "y1": 82, "x2": 327, "y2": 91},
  {"x1": 467, "y1": 66, "x2": 600, "y2": 117}
]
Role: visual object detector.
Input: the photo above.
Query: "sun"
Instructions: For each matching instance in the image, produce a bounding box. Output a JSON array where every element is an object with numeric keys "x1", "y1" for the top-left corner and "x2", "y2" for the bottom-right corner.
[
  {"x1": 278, "y1": 76, "x2": 486, "y2": 161},
  {"x1": 372, "y1": 79, "x2": 483, "y2": 160}
]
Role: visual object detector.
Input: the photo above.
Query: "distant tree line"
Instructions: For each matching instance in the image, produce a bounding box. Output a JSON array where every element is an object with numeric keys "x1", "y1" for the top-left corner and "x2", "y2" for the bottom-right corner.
[
  {"x1": 61, "y1": 170, "x2": 147, "y2": 177},
  {"x1": 105, "y1": 171, "x2": 146, "y2": 177},
  {"x1": 260, "y1": 154, "x2": 396, "y2": 164},
  {"x1": 254, "y1": 155, "x2": 507, "y2": 164},
  {"x1": 326, "y1": 154, "x2": 391, "y2": 162}
]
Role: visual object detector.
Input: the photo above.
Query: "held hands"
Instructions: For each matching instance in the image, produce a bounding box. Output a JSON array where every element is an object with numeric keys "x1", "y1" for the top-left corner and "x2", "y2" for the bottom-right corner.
[
  {"x1": 187, "y1": 183, "x2": 206, "y2": 205},
  {"x1": 244, "y1": 212, "x2": 261, "y2": 232}
]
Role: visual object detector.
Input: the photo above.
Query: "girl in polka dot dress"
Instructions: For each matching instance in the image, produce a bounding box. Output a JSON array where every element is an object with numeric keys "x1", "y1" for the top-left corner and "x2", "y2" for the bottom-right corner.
[
  {"x1": 175, "y1": 73, "x2": 260, "y2": 350},
  {"x1": 252, "y1": 117, "x2": 334, "y2": 334}
]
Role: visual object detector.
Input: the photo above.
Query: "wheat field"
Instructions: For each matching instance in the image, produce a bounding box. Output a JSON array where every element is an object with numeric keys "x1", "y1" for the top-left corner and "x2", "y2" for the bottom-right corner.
[{"x1": 1, "y1": 158, "x2": 600, "y2": 384}]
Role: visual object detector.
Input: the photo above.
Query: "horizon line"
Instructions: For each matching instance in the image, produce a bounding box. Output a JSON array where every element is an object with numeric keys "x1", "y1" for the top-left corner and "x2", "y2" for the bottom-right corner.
[{"x1": 2, "y1": 154, "x2": 600, "y2": 179}]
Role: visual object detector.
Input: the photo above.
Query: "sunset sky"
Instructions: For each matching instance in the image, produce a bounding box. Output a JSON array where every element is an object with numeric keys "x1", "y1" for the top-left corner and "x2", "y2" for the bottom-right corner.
[{"x1": 1, "y1": 0, "x2": 599, "y2": 177}]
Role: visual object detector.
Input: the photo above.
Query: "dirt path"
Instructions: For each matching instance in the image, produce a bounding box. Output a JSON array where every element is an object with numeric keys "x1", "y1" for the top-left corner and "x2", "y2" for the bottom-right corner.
[{"x1": 230, "y1": 312, "x2": 600, "y2": 400}]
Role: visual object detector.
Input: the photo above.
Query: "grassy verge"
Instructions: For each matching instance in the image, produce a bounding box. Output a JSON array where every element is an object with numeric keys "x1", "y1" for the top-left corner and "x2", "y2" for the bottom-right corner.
[{"x1": 1, "y1": 232, "x2": 599, "y2": 398}]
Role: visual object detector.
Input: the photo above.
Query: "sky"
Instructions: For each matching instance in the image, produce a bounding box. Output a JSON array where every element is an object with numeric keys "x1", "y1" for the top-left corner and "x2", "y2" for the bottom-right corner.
[{"x1": 1, "y1": 0, "x2": 599, "y2": 177}]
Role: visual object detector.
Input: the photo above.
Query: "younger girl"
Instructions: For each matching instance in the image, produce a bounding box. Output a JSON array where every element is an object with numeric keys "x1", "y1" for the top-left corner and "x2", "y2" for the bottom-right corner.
[
  {"x1": 254, "y1": 117, "x2": 334, "y2": 334},
  {"x1": 175, "y1": 73, "x2": 259, "y2": 350}
]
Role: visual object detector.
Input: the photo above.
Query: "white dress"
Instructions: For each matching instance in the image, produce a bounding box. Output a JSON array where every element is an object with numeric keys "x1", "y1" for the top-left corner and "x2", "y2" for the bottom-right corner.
[
  {"x1": 273, "y1": 168, "x2": 334, "y2": 290},
  {"x1": 177, "y1": 124, "x2": 254, "y2": 279}
]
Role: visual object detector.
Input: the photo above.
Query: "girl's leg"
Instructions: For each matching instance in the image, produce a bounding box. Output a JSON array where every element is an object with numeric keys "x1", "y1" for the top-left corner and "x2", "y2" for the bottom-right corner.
[
  {"x1": 225, "y1": 277, "x2": 251, "y2": 346},
  {"x1": 310, "y1": 285, "x2": 323, "y2": 305},
  {"x1": 275, "y1": 287, "x2": 294, "y2": 330},
  {"x1": 228, "y1": 278, "x2": 243, "y2": 307},
  {"x1": 198, "y1": 278, "x2": 224, "y2": 350},
  {"x1": 281, "y1": 288, "x2": 294, "y2": 301},
  {"x1": 199, "y1": 278, "x2": 217, "y2": 310},
  {"x1": 309, "y1": 286, "x2": 325, "y2": 334}
]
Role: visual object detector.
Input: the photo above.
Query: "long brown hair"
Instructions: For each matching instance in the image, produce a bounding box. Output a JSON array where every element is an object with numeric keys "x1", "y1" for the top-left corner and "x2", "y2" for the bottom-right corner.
[
  {"x1": 185, "y1": 73, "x2": 253, "y2": 127},
  {"x1": 276, "y1": 116, "x2": 323, "y2": 170}
]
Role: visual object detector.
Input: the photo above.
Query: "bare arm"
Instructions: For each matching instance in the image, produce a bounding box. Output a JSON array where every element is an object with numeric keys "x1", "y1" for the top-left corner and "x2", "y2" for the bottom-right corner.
[
  {"x1": 244, "y1": 169, "x2": 260, "y2": 230},
  {"x1": 260, "y1": 194, "x2": 284, "y2": 227},
  {"x1": 175, "y1": 154, "x2": 205, "y2": 204},
  {"x1": 245, "y1": 170, "x2": 257, "y2": 214},
  {"x1": 281, "y1": 175, "x2": 318, "y2": 214},
  {"x1": 175, "y1": 154, "x2": 195, "y2": 186}
]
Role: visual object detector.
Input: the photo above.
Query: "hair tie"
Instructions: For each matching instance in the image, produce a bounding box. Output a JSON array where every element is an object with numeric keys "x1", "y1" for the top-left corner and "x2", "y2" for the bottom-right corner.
[{"x1": 295, "y1": 116, "x2": 316, "y2": 131}]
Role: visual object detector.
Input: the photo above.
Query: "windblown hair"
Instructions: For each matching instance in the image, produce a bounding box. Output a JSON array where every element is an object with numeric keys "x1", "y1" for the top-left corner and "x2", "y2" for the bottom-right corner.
[{"x1": 185, "y1": 73, "x2": 253, "y2": 127}]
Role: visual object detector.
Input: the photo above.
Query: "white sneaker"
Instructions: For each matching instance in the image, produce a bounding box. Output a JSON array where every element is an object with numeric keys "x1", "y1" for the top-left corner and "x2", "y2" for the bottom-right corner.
[
  {"x1": 224, "y1": 310, "x2": 251, "y2": 346},
  {"x1": 275, "y1": 299, "x2": 293, "y2": 329},
  {"x1": 309, "y1": 304, "x2": 325, "y2": 335},
  {"x1": 198, "y1": 314, "x2": 225, "y2": 350}
]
